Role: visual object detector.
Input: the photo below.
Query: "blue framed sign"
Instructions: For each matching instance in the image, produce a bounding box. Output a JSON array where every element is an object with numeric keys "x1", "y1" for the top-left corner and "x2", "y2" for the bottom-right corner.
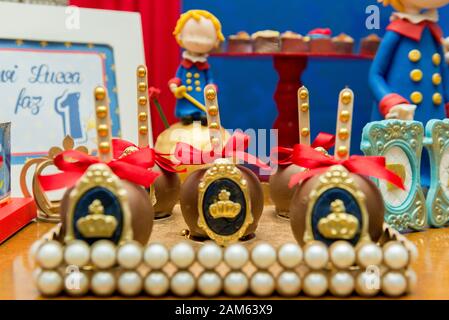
[
  {"x1": 361, "y1": 120, "x2": 427, "y2": 232},
  {"x1": 0, "y1": 122, "x2": 11, "y2": 203},
  {"x1": 0, "y1": 39, "x2": 119, "y2": 165}
]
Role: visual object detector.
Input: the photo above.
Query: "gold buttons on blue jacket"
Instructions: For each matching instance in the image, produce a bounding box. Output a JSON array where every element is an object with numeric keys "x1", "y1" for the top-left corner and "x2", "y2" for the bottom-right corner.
[
  {"x1": 195, "y1": 80, "x2": 200, "y2": 86},
  {"x1": 433, "y1": 93, "x2": 443, "y2": 105},
  {"x1": 410, "y1": 91, "x2": 423, "y2": 104},
  {"x1": 433, "y1": 73, "x2": 442, "y2": 86},
  {"x1": 432, "y1": 53, "x2": 441, "y2": 66},
  {"x1": 410, "y1": 69, "x2": 423, "y2": 82},
  {"x1": 408, "y1": 49, "x2": 421, "y2": 62},
  {"x1": 186, "y1": 72, "x2": 192, "y2": 78},
  {"x1": 194, "y1": 73, "x2": 200, "y2": 79},
  {"x1": 187, "y1": 86, "x2": 193, "y2": 92},
  {"x1": 186, "y1": 79, "x2": 192, "y2": 84}
]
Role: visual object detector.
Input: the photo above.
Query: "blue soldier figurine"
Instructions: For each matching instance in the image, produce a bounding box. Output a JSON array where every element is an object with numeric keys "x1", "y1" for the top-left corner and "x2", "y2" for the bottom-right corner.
[
  {"x1": 369, "y1": 0, "x2": 449, "y2": 187},
  {"x1": 169, "y1": 10, "x2": 224, "y2": 126}
]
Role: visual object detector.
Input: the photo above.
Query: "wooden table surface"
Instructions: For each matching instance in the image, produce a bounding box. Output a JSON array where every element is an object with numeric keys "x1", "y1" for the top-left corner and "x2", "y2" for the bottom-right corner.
[{"x1": 1, "y1": 205, "x2": 449, "y2": 300}]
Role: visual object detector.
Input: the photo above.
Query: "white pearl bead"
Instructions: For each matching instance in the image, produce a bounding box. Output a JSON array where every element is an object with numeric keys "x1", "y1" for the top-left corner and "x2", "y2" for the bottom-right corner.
[
  {"x1": 36, "y1": 241, "x2": 63, "y2": 269},
  {"x1": 405, "y1": 269, "x2": 417, "y2": 293},
  {"x1": 250, "y1": 271, "x2": 275, "y2": 297},
  {"x1": 29, "y1": 239, "x2": 44, "y2": 265},
  {"x1": 198, "y1": 241, "x2": 223, "y2": 269},
  {"x1": 382, "y1": 271, "x2": 407, "y2": 297},
  {"x1": 170, "y1": 242, "x2": 195, "y2": 269},
  {"x1": 224, "y1": 244, "x2": 249, "y2": 270},
  {"x1": 407, "y1": 243, "x2": 418, "y2": 263},
  {"x1": 356, "y1": 242, "x2": 382, "y2": 268},
  {"x1": 329, "y1": 241, "x2": 355, "y2": 269},
  {"x1": 144, "y1": 271, "x2": 170, "y2": 297},
  {"x1": 37, "y1": 270, "x2": 63, "y2": 296},
  {"x1": 303, "y1": 272, "x2": 328, "y2": 297},
  {"x1": 117, "y1": 241, "x2": 143, "y2": 269},
  {"x1": 383, "y1": 242, "x2": 409, "y2": 270},
  {"x1": 91, "y1": 271, "x2": 116, "y2": 296},
  {"x1": 91, "y1": 240, "x2": 116, "y2": 269},
  {"x1": 144, "y1": 243, "x2": 169, "y2": 269},
  {"x1": 304, "y1": 242, "x2": 329, "y2": 270},
  {"x1": 117, "y1": 271, "x2": 143, "y2": 296},
  {"x1": 64, "y1": 240, "x2": 90, "y2": 267},
  {"x1": 355, "y1": 271, "x2": 380, "y2": 297},
  {"x1": 198, "y1": 271, "x2": 222, "y2": 297},
  {"x1": 224, "y1": 271, "x2": 249, "y2": 297},
  {"x1": 171, "y1": 271, "x2": 195, "y2": 297},
  {"x1": 278, "y1": 243, "x2": 303, "y2": 269},
  {"x1": 65, "y1": 271, "x2": 89, "y2": 297},
  {"x1": 276, "y1": 271, "x2": 301, "y2": 297},
  {"x1": 251, "y1": 243, "x2": 276, "y2": 270},
  {"x1": 329, "y1": 271, "x2": 354, "y2": 297},
  {"x1": 32, "y1": 268, "x2": 42, "y2": 285}
]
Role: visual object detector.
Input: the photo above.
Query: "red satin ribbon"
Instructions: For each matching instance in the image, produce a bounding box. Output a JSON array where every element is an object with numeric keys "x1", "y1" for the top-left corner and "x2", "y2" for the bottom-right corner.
[
  {"x1": 271, "y1": 132, "x2": 336, "y2": 165},
  {"x1": 38, "y1": 149, "x2": 160, "y2": 191},
  {"x1": 287, "y1": 144, "x2": 405, "y2": 190},
  {"x1": 0, "y1": 155, "x2": 3, "y2": 167},
  {"x1": 112, "y1": 139, "x2": 184, "y2": 173},
  {"x1": 174, "y1": 132, "x2": 271, "y2": 171}
]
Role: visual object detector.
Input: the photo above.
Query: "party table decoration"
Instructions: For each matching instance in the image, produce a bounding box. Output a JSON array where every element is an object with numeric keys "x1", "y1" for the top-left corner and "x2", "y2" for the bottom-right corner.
[
  {"x1": 289, "y1": 88, "x2": 402, "y2": 246},
  {"x1": 20, "y1": 135, "x2": 88, "y2": 222},
  {"x1": 113, "y1": 66, "x2": 181, "y2": 219},
  {"x1": 178, "y1": 85, "x2": 266, "y2": 246},
  {"x1": 40, "y1": 86, "x2": 158, "y2": 246},
  {"x1": 424, "y1": 119, "x2": 449, "y2": 227},
  {"x1": 361, "y1": 120, "x2": 426, "y2": 232},
  {"x1": 270, "y1": 86, "x2": 335, "y2": 218}
]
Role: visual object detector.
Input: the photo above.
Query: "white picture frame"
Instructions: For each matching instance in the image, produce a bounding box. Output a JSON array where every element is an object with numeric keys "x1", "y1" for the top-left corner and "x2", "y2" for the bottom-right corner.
[{"x1": 0, "y1": 2, "x2": 149, "y2": 196}]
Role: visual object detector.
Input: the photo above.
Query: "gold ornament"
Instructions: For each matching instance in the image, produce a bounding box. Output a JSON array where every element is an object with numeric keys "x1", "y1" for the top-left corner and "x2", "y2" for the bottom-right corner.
[
  {"x1": 318, "y1": 199, "x2": 360, "y2": 240},
  {"x1": 209, "y1": 189, "x2": 241, "y2": 219},
  {"x1": 77, "y1": 200, "x2": 118, "y2": 238}
]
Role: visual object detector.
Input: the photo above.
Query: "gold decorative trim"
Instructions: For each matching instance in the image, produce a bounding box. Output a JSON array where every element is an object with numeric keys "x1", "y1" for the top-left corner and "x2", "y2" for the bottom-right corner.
[
  {"x1": 197, "y1": 159, "x2": 252, "y2": 246},
  {"x1": 304, "y1": 165, "x2": 371, "y2": 244},
  {"x1": 20, "y1": 135, "x2": 88, "y2": 222},
  {"x1": 64, "y1": 163, "x2": 133, "y2": 244}
]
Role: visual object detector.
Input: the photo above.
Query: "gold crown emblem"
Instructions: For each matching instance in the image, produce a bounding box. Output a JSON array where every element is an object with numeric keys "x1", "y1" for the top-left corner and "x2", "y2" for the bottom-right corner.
[
  {"x1": 209, "y1": 189, "x2": 241, "y2": 219},
  {"x1": 76, "y1": 199, "x2": 118, "y2": 238},
  {"x1": 318, "y1": 199, "x2": 359, "y2": 240}
]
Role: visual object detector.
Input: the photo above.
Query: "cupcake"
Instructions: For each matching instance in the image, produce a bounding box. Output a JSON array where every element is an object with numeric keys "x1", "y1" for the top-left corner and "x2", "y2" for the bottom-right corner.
[
  {"x1": 307, "y1": 28, "x2": 335, "y2": 53},
  {"x1": 252, "y1": 30, "x2": 281, "y2": 53},
  {"x1": 281, "y1": 31, "x2": 310, "y2": 53},
  {"x1": 360, "y1": 34, "x2": 381, "y2": 56},
  {"x1": 332, "y1": 33, "x2": 354, "y2": 54},
  {"x1": 227, "y1": 31, "x2": 252, "y2": 53}
]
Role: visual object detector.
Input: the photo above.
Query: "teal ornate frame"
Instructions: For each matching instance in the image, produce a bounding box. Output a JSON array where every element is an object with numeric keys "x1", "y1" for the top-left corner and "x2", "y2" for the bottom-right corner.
[
  {"x1": 361, "y1": 120, "x2": 427, "y2": 232},
  {"x1": 424, "y1": 119, "x2": 449, "y2": 227}
]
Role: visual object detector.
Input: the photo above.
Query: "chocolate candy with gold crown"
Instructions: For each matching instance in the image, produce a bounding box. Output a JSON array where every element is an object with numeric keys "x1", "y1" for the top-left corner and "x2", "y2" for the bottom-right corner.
[
  {"x1": 59, "y1": 86, "x2": 155, "y2": 245},
  {"x1": 289, "y1": 89, "x2": 388, "y2": 246},
  {"x1": 179, "y1": 85, "x2": 264, "y2": 246},
  {"x1": 269, "y1": 87, "x2": 334, "y2": 218},
  {"x1": 135, "y1": 66, "x2": 180, "y2": 219}
]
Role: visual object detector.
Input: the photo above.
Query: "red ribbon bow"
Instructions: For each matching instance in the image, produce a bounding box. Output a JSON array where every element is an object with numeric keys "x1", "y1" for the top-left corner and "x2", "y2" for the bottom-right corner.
[
  {"x1": 112, "y1": 139, "x2": 185, "y2": 173},
  {"x1": 38, "y1": 149, "x2": 161, "y2": 191},
  {"x1": 271, "y1": 132, "x2": 336, "y2": 165},
  {"x1": 0, "y1": 155, "x2": 3, "y2": 168},
  {"x1": 287, "y1": 143, "x2": 405, "y2": 190},
  {"x1": 174, "y1": 132, "x2": 271, "y2": 171}
]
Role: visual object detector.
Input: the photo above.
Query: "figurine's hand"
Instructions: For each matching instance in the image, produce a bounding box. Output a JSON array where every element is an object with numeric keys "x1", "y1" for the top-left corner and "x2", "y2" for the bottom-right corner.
[
  {"x1": 173, "y1": 85, "x2": 187, "y2": 99},
  {"x1": 386, "y1": 104, "x2": 416, "y2": 120},
  {"x1": 169, "y1": 83, "x2": 178, "y2": 93}
]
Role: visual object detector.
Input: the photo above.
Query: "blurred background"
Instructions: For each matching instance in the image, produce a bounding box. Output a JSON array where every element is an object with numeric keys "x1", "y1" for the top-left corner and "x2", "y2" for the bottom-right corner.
[{"x1": 4, "y1": 0, "x2": 449, "y2": 154}]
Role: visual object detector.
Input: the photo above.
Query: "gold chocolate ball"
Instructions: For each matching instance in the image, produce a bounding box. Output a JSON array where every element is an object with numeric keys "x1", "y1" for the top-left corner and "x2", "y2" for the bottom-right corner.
[
  {"x1": 95, "y1": 87, "x2": 106, "y2": 100},
  {"x1": 206, "y1": 89, "x2": 216, "y2": 101},
  {"x1": 137, "y1": 66, "x2": 146, "y2": 78}
]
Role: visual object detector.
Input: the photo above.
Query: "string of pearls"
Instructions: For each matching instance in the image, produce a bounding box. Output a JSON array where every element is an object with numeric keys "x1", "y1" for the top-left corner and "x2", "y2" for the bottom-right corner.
[{"x1": 30, "y1": 238, "x2": 417, "y2": 298}]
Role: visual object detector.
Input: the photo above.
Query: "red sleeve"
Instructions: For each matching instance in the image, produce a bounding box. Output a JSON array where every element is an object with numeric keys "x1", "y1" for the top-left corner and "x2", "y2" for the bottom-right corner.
[
  {"x1": 379, "y1": 93, "x2": 409, "y2": 117},
  {"x1": 168, "y1": 77, "x2": 181, "y2": 86}
]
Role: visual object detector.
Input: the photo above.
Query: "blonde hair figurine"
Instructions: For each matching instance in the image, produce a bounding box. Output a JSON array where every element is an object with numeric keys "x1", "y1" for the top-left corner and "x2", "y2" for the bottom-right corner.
[
  {"x1": 370, "y1": 0, "x2": 449, "y2": 187},
  {"x1": 168, "y1": 10, "x2": 224, "y2": 126}
]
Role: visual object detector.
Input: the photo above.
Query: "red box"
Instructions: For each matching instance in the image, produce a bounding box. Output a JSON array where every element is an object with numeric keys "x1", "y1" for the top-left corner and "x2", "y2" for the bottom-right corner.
[{"x1": 0, "y1": 198, "x2": 37, "y2": 243}]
